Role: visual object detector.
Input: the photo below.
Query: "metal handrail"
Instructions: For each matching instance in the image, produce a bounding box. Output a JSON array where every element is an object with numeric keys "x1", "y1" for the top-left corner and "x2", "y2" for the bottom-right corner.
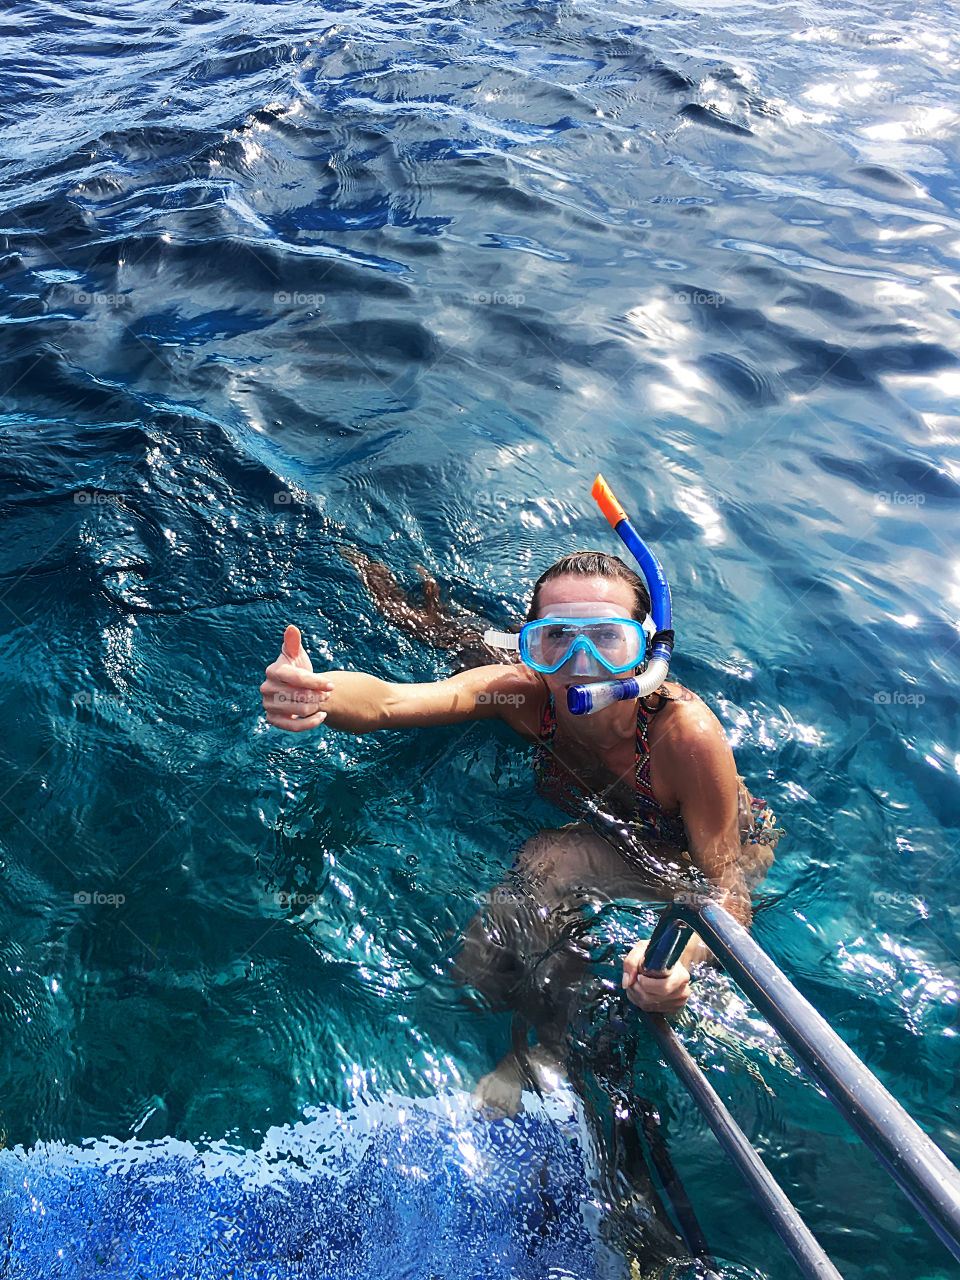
[
  {"x1": 637, "y1": 1007, "x2": 841, "y2": 1280},
  {"x1": 638, "y1": 897, "x2": 960, "y2": 1275}
]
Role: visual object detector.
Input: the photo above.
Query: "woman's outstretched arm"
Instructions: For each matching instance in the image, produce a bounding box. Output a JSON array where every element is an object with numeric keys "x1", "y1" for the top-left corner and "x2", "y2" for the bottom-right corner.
[{"x1": 261, "y1": 623, "x2": 542, "y2": 735}]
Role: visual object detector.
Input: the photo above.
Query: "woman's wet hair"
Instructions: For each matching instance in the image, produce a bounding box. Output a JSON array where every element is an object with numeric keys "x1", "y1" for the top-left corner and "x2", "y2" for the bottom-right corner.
[
  {"x1": 526, "y1": 551, "x2": 651, "y2": 623},
  {"x1": 343, "y1": 544, "x2": 652, "y2": 674},
  {"x1": 341, "y1": 545, "x2": 520, "y2": 670}
]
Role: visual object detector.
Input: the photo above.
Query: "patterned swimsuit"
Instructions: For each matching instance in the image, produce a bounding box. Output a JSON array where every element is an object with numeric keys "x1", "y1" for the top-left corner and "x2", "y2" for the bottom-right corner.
[{"x1": 531, "y1": 686, "x2": 782, "y2": 865}]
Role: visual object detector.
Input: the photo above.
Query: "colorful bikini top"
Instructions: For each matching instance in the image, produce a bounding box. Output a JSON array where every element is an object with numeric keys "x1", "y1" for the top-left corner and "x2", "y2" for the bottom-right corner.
[{"x1": 531, "y1": 688, "x2": 688, "y2": 849}]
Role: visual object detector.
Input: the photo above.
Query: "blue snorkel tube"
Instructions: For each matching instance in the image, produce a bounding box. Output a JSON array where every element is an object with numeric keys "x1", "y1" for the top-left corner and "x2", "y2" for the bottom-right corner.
[{"x1": 566, "y1": 474, "x2": 674, "y2": 716}]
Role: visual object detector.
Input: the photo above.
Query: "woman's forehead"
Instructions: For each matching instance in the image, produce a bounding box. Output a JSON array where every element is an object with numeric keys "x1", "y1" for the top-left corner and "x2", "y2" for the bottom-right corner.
[{"x1": 537, "y1": 574, "x2": 635, "y2": 610}]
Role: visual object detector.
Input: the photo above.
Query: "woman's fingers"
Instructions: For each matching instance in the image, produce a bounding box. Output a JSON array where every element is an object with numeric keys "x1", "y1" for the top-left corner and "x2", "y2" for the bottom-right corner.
[
  {"x1": 260, "y1": 691, "x2": 323, "y2": 715},
  {"x1": 260, "y1": 631, "x2": 331, "y2": 733},
  {"x1": 622, "y1": 939, "x2": 649, "y2": 989},
  {"x1": 260, "y1": 668, "x2": 335, "y2": 730},
  {"x1": 264, "y1": 708, "x2": 328, "y2": 731},
  {"x1": 264, "y1": 662, "x2": 333, "y2": 690},
  {"x1": 260, "y1": 678, "x2": 329, "y2": 711},
  {"x1": 622, "y1": 940, "x2": 691, "y2": 1014},
  {"x1": 624, "y1": 971, "x2": 690, "y2": 1014},
  {"x1": 266, "y1": 696, "x2": 323, "y2": 717}
]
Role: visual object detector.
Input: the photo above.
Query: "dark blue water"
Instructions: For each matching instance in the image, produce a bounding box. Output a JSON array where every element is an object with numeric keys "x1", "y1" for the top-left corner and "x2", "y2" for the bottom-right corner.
[{"x1": 1, "y1": 0, "x2": 959, "y2": 1276}]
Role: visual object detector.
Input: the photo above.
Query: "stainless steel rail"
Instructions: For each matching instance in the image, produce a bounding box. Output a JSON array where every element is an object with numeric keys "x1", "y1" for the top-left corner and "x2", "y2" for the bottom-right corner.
[{"x1": 637, "y1": 897, "x2": 960, "y2": 1277}]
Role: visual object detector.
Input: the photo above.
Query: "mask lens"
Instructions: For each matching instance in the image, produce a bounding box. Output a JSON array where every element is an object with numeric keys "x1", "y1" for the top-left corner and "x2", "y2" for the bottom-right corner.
[
  {"x1": 539, "y1": 623, "x2": 578, "y2": 665},
  {"x1": 521, "y1": 618, "x2": 645, "y2": 673}
]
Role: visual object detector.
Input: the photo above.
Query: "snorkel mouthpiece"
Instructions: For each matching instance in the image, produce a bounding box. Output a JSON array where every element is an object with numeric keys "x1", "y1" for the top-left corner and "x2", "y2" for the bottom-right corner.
[
  {"x1": 567, "y1": 474, "x2": 675, "y2": 715},
  {"x1": 566, "y1": 675, "x2": 642, "y2": 716}
]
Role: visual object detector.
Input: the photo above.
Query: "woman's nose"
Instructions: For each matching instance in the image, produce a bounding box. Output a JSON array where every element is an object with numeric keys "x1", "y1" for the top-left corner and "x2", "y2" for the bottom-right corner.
[{"x1": 567, "y1": 640, "x2": 599, "y2": 674}]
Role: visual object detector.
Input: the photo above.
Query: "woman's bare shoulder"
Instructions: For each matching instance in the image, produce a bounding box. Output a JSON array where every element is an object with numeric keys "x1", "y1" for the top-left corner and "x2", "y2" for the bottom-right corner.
[
  {"x1": 652, "y1": 682, "x2": 732, "y2": 758},
  {"x1": 649, "y1": 681, "x2": 725, "y2": 737},
  {"x1": 488, "y1": 664, "x2": 549, "y2": 743},
  {"x1": 661, "y1": 680, "x2": 699, "y2": 705}
]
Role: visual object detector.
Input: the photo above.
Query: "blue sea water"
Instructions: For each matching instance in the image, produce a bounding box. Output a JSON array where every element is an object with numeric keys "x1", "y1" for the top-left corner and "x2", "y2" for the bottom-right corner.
[{"x1": 0, "y1": 0, "x2": 959, "y2": 1276}]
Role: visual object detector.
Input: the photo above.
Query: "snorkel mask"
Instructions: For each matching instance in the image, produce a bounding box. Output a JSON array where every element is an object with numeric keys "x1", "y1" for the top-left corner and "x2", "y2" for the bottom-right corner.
[
  {"x1": 513, "y1": 611, "x2": 655, "y2": 676},
  {"x1": 484, "y1": 473, "x2": 675, "y2": 715}
]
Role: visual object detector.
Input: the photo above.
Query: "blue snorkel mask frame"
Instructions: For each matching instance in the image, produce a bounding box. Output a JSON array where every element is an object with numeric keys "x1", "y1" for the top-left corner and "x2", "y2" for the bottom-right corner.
[
  {"x1": 516, "y1": 614, "x2": 653, "y2": 675},
  {"x1": 484, "y1": 473, "x2": 675, "y2": 715}
]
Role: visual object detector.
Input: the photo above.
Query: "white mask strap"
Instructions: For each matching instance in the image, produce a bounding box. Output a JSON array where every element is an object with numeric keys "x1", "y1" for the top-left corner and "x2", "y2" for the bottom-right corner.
[{"x1": 483, "y1": 629, "x2": 520, "y2": 650}]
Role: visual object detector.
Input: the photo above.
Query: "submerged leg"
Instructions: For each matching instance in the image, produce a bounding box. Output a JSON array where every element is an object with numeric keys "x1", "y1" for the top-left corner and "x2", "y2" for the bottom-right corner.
[
  {"x1": 454, "y1": 823, "x2": 649, "y2": 1016},
  {"x1": 454, "y1": 824, "x2": 659, "y2": 1118}
]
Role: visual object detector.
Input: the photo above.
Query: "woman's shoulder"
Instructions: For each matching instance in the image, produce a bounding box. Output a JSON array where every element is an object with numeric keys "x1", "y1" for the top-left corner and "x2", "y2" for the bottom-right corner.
[
  {"x1": 646, "y1": 680, "x2": 724, "y2": 738},
  {"x1": 501, "y1": 666, "x2": 551, "y2": 743},
  {"x1": 647, "y1": 681, "x2": 732, "y2": 760},
  {"x1": 652, "y1": 679, "x2": 698, "y2": 706},
  {"x1": 643, "y1": 680, "x2": 699, "y2": 721}
]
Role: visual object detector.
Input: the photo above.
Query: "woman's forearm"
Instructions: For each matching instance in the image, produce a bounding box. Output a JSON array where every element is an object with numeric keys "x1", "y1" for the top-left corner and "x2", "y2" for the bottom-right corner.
[
  {"x1": 689, "y1": 850, "x2": 752, "y2": 925},
  {"x1": 679, "y1": 866, "x2": 752, "y2": 970},
  {"x1": 314, "y1": 670, "x2": 394, "y2": 734}
]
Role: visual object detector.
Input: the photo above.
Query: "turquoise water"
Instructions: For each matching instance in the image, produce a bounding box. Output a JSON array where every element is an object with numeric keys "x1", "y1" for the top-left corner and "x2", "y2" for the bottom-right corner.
[{"x1": 1, "y1": 0, "x2": 959, "y2": 1275}]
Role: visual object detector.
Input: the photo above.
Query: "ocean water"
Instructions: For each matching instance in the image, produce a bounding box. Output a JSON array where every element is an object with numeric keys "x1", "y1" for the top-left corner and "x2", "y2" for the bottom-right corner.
[{"x1": 0, "y1": 0, "x2": 958, "y2": 1276}]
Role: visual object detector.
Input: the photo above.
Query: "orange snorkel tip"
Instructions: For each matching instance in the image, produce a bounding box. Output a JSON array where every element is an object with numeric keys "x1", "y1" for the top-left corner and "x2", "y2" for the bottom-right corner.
[{"x1": 591, "y1": 473, "x2": 628, "y2": 529}]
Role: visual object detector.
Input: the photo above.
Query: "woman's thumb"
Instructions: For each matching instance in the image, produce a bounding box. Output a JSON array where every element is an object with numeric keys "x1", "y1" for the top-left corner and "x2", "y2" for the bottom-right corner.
[{"x1": 281, "y1": 624, "x2": 311, "y2": 669}]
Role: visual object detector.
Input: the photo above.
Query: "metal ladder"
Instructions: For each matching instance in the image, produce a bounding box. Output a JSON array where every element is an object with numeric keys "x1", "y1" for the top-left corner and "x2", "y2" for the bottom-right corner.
[{"x1": 635, "y1": 896, "x2": 960, "y2": 1279}]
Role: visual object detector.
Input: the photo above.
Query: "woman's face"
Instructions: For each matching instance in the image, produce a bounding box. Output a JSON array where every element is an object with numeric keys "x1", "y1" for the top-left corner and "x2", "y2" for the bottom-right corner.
[{"x1": 532, "y1": 574, "x2": 640, "y2": 696}]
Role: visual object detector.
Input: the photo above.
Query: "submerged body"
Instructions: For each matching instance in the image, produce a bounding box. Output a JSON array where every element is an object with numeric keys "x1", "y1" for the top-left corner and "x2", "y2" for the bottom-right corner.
[
  {"x1": 532, "y1": 681, "x2": 779, "y2": 870},
  {"x1": 259, "y1": 551, "x2": 783, "y2": 1114},
  {"x1": 449, "y1": 640, "x2": 780, "y2": 1116}
]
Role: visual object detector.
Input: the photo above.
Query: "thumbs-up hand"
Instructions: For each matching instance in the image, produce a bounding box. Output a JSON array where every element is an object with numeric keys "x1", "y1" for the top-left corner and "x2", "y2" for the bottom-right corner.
[
  {"x1": 279, "y1": 623, "x2": 313, "y2": 672},
  {"x1": 260, "y1": 625, "x2": 334, "y2": 732}
]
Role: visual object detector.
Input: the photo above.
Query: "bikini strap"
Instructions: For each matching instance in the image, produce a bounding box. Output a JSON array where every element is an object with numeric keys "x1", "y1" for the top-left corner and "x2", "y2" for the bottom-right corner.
[
  {"x1": 634, "y1": 698, "x2": 658, "y2": 807},
  {"x1": 539, "y1": 690, "x2": 557, "y2": 742}
]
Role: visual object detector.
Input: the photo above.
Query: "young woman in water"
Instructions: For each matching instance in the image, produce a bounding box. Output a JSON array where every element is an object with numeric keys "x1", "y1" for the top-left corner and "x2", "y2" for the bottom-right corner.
[{"x1": 259, "y1": 550, "x2": 780, "y2": 1053}]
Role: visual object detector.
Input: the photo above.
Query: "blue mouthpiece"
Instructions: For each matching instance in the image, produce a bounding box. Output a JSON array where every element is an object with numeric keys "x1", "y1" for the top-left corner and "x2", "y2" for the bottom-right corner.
[{"x1": 567, "y1": 677, "x2": 642, "y2": 716}]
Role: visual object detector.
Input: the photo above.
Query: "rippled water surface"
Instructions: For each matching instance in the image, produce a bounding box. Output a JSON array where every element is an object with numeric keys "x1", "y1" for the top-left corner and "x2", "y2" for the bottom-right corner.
[{"x1": 1, "y1": 0, "x2": 959, "y2": 1276}]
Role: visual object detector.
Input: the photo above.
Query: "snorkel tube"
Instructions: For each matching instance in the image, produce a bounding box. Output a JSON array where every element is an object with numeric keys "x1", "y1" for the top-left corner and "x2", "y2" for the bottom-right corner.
[{"x1": 566, "y1": 474, "x2": 675, "y2": 715}]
